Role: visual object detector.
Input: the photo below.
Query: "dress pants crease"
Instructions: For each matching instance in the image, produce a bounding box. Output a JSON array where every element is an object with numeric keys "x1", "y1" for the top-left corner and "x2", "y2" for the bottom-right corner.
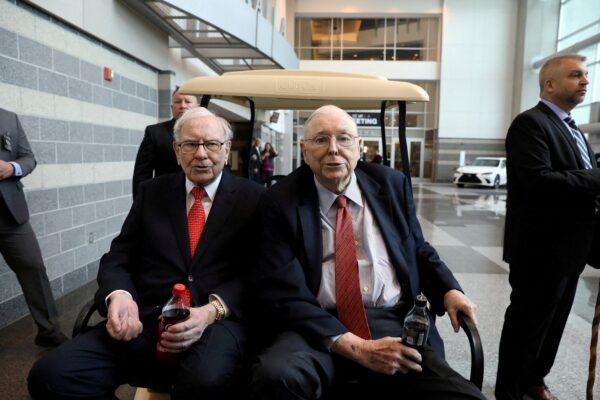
[
  {"x1": 252, "y1": 308, "x2": 485, "y2": 400},
  {"x1": 496, "y1": 260, "x2": 582, "y2": 399},
  {"x1": 0, "y1": 212, "x2": 59, "y2": 334},
  {"x1": 28, "y1": 318, "x2": 245, "y2": 400}
]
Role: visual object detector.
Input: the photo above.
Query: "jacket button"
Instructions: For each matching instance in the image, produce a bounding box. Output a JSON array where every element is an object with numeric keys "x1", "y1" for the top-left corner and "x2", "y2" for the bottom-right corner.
[{"x1": 187, "y1": 275, "x2": 194, "y2": 282}]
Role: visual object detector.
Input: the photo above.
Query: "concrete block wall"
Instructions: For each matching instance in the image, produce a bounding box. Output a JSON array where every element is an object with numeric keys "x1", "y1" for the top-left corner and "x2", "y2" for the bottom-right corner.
[{"x1": 0, "y1": 0, "x2": 160, "y2": 328}]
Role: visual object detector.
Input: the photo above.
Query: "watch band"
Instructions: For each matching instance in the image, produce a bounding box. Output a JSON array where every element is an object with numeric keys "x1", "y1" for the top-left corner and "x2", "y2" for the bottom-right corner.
[{"x1": 210, "y1": 299, "x2": 225, "y2": 321}]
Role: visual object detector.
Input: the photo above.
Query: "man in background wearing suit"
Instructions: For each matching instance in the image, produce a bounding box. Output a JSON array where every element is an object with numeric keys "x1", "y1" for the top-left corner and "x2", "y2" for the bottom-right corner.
[
  {"x1": 29, "y1": 107, "x2": 265, "y2": 399},
  {"x1": 132, "y1": 87, "x2": 199, "y2": 197},
  {"x1": 251, "y1": 105, "x2": 485, "y2": 400},
  {"x1": 0, "y1": 108, "x2": 67, "y2": 348},
  {"x1": 496, "y1": 55, "x2": 600, "y2": 400}
]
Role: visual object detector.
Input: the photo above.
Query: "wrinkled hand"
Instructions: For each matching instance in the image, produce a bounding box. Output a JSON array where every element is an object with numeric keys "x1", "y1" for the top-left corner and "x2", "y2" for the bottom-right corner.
[
  {"x1": 0, "y1": 161, "x2": 14, "y2": 180},
  {"x1": 444, "y1": 289, "x2": 477, "y2": 333},
  {"x1": 332, "y1": 333, "x2": 422, "y2": 375},
  {"x1": 158, "y1": 304, "x2": 216, "y2": 353},
  {"x1": 106, "y1": 292, "x2": 143, "y2": 341}
]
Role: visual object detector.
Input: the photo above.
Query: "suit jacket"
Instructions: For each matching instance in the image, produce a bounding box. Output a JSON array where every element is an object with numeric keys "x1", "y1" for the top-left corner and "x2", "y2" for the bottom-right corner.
[
  {"x1": 254, "y1": 162, "x2": 461, "y2": 349},
  {"x1": 0, "y1": 108, "x2": 36, "y2": 225},
  {"x1": 95, "y1": 170, "x2": 265, "y2": 319},
  {"x1": 503, "y1": 101, "x2": 600, "y2": 270},
  {"x1": 132, "y1": 119, "x2": 181, "y2": 198}
]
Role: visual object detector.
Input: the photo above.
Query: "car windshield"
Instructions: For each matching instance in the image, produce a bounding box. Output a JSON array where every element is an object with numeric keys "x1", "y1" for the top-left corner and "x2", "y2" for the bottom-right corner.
[{"x1": 472, "y1": 159, "x2": 500, "y2": 167}]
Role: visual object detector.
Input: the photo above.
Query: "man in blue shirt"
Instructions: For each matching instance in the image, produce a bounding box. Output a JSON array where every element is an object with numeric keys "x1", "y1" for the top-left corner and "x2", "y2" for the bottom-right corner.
[
  {"x1": 497, "y1": 55, "x2": 600, "y2": 400},
  {"x1": 0, "y1": 108, "x2": 67, "y2": 347}
]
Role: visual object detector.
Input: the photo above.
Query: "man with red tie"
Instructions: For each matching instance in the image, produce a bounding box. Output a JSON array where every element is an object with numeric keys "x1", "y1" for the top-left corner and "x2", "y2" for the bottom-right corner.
[
  {"x1": 29, "y1": 107, "x2": 265, "y2": 400},
  {"x1": 250, "y1": 105, "x2": 485, "y2": 399}
]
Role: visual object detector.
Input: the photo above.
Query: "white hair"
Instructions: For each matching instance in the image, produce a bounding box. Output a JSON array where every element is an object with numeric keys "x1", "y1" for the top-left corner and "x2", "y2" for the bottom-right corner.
[
  {"x1": 303, "y1": 105, "x2": 358, "y2": 137},
  {"x1": 173, "y1": 107, "x2": 233, "y2": 142}
]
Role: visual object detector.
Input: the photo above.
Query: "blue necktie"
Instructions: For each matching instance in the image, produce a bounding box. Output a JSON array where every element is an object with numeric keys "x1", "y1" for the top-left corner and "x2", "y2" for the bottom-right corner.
[{"x1": 564, "y1": 116, "x2": 592, "y2": 169}]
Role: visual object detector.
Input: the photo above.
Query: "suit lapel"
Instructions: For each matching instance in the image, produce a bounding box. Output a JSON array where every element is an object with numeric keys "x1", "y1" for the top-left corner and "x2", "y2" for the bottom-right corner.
[
  {"x1": 165, "y1": 173, "x2": 190, "y2": 270},
  {"x1": 355, "y1": 168, "x2": 411, "y2": 284},
  {"x1": 297, "y1": 167, "x2": 323, "y2": 293},
  {"x1": 190, "y1": 171, "x2": 236, "y2": 267},
  {"x1": 538, "y1": 102, "x2": 585, "y2": 169}
]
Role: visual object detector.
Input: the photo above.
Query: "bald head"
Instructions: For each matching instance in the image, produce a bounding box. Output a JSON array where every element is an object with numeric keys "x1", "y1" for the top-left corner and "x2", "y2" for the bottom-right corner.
[{"x1": 303, "y1": 105, "x2": 358, "y2": 139}]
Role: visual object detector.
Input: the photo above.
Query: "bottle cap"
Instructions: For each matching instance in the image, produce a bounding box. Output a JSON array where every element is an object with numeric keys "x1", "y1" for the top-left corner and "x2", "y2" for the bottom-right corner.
[
  {"x1": 415, "y1": 294, "x2": 428, "y2": 307},
  {"x1": 172, "y1": 283, "x2": 187, "y2": 297}
]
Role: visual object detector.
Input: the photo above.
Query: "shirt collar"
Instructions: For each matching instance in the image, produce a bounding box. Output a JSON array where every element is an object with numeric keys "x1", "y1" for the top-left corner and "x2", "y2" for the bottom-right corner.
[
  {"x1": 185, "y1": 171, "x2": 223, "y2": 201},
  {"x1": 313, "y1": 172, "x2": 363, "y2": 213},
  {"x1": 540, "y1": 98, "x2": 571, "y2": 122}
]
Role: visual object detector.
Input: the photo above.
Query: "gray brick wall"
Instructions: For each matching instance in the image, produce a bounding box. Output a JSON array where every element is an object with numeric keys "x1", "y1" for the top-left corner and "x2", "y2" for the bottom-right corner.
[
  {"x1": 0, "y1": 179, "x2": 132, "y2": 329},
  {"x1": 0, "y1": 30, "x2": 158, "y2": 117},
  {"x1": 0, "y1": 10, "x2": 161, "y2": 330},
  {"x1": 20, "y1": 114, "x2": 144, "y2": 166}
]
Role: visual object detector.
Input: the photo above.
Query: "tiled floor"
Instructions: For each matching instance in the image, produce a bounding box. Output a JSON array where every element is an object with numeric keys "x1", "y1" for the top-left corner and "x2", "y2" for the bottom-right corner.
[{"x1": 1, "y1": 182, "x2": 598, "y2": 399}]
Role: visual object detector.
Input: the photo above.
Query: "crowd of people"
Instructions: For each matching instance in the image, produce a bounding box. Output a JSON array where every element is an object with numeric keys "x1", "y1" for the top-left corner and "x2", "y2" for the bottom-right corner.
[{"x1": 0, "y1": 54, "x2": 597, "y2": 400}]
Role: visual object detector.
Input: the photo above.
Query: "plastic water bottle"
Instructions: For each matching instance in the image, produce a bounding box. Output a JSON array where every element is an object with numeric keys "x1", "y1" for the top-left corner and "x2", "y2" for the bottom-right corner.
[
  {"x1": 401, "y1": 294, "x2": 430, "y2": 349},
  {"x1": 156, "y1": 283, "x2": 190, "y2": 362}
]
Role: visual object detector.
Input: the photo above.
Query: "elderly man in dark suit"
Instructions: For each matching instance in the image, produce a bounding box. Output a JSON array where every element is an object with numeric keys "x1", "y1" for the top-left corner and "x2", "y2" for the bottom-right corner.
[
  {"x1": 29, "y1": 107, "x2": 265, "y2": 400},
  {"x1": 132, "y1": 87, "x2": 199, "y2": 197},
  {"x1": 495, "y1": 55, "x2": 600, "y2": 400},
  {"x1": 250, "y1": 105, "x2": 485, "y2": 400},
  {"x1": 0, "y1": 108, "x2": 67, "y2": 347}
]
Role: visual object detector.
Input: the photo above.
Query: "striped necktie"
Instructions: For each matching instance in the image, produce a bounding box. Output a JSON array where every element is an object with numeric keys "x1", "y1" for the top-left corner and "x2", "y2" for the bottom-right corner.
[
  {"x1": 335, "y1": 195, "x2": 371, "y2": 340},
  {"x1": 564, "y1": 116, "x2": 592, "y2": 169}
]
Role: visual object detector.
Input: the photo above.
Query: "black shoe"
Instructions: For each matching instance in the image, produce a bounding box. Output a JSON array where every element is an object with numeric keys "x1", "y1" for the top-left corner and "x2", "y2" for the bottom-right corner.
[{"x1": 34, "y1": 331, "x2": 69, "y2": 348}]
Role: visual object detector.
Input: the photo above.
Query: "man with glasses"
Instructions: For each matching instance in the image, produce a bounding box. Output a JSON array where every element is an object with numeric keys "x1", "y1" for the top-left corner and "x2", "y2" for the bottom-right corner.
[
  {"x1": 132, "y1": 87, "x2": 199, "y2": 198},
  {"x1": 251, "y1": 105, "x2": 485, "y2": 399},
  {"x1": 29, "y1": 107, "x2": 265, "y2": 400}
]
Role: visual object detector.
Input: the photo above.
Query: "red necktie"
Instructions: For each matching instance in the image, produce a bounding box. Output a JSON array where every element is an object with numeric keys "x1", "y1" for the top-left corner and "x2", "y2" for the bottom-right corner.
[
  {"x1": 335, "y1": 195, "x2": 371, "y2": 340},
  {"x1": 187, "y1": 186, "x2": 206, "y2": 257}
]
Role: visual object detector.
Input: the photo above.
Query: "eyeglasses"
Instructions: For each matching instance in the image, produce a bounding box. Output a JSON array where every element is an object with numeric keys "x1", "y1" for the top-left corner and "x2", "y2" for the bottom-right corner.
[
  {"x1": 302, "y1": 134, "x2": 359, "y2": 148},
  {"x1": 176, "y1": 140, "x2": 226, "y2": 154}
]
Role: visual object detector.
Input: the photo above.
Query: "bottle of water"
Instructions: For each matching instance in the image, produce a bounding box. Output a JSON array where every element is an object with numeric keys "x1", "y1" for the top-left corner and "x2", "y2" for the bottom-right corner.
[
  {"x1": 156, "y1": 283, "x2": 190, "y2": 362},
  {"x1": 401, "y1": 294, "x2": 430, "y2": 349}
]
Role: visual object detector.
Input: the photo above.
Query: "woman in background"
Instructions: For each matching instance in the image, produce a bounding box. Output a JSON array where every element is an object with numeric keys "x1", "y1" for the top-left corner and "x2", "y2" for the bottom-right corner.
[{"x1": 261, "y1": 142, "x2": 278, "y2": 187}]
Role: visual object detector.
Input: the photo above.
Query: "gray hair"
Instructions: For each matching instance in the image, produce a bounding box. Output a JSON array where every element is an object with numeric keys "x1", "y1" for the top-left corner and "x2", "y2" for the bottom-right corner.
[
  {"x1": 539, "y1": 54, "x2": 587, "y2": 92},
  {"x1": 173, "y1": 107, "x2": 233, "y2": 142}
]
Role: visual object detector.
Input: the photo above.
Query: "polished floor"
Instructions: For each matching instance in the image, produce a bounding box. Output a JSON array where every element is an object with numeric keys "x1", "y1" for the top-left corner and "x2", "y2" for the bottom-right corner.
[{"x1": 1, "y1": 182, "x2": 598, "y2": 399}]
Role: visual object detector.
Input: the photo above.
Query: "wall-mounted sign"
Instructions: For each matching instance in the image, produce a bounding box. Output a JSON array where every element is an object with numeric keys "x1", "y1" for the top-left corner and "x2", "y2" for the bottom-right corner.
[{"x1": 350, "y1": 112, "x2": 380, "y2": 127}]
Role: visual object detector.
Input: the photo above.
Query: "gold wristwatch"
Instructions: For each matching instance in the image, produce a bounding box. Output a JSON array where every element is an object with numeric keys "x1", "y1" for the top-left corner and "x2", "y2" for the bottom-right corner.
[{"x1": 210, "y1": 299, "x2": 225, "y2": 321}]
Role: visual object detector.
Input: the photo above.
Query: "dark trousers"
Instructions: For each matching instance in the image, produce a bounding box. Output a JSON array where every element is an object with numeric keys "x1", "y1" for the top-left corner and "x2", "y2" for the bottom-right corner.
[
  {"x1": 495, "y1": 260, "x2": 582, "y2": 400},
  {"x1": 28, "y1": 317, "x2": 246, "y2": 400},
  {"x1": 0, "y1": 211, "x2": 59, "y2": 335},
  {"x1": 251, "y1": 309, "x2": 485, "y2": 400}
]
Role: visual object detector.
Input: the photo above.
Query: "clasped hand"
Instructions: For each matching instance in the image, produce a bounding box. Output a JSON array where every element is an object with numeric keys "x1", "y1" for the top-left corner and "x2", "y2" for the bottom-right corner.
[
  {"x1": 0, "y1": 161, "x2": 14, "y2": 180},
  {"x1": 106, "y1": 293, "x2": 143, "y2": 341}
]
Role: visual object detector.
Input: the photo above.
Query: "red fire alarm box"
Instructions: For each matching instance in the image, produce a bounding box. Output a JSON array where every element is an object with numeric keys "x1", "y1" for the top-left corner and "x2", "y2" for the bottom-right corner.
[{"x1": 104, "y1": 67, "x2": 113, "y2": 81}]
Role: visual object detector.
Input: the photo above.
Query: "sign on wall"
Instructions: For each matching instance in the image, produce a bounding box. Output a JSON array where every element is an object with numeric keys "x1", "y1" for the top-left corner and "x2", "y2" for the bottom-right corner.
[{"x1": 350, "y1": 112, "x2": 380, "y2": 127}]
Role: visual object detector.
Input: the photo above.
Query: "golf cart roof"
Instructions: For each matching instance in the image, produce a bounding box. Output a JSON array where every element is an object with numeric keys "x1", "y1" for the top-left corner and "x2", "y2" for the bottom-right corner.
[{"x1": 178, "y1": 69, "x2": 429, "y2": 110}]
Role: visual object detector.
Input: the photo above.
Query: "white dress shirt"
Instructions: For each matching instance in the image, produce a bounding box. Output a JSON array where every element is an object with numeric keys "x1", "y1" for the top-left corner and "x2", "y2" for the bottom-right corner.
[{"x1": 314, "y1": 173, "x2": 402, "y2": 310}]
